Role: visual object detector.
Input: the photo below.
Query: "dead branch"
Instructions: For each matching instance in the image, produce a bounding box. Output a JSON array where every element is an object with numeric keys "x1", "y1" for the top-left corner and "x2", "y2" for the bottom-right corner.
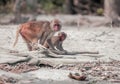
[{"x1": 6, "y1": 57, "x2": 31, "y2": 65}]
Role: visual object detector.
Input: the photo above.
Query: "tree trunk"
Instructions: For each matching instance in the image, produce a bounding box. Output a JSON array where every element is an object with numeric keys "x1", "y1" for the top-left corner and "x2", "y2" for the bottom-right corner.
[
  {"x1": 104, "y1": 0, "x2": 120, "y2": 25},
  {"x1": 64, "y1": 0, "x2": 76, "y2": 14},
  {"x1": 26, "y1": 0, "x2": 37, "y2": 11}
]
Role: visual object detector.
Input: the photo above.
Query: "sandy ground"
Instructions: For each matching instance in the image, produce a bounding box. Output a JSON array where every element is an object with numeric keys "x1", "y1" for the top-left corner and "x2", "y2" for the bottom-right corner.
[
  {"x1": 0, "y1": 25, "x2": 120, "y2": 62},
  {"x1": 0, "y1": 15, "x2": 120, "y2": 84}
]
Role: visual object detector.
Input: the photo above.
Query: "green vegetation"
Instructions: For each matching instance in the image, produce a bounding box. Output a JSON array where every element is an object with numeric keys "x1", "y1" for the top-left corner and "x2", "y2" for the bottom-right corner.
[
  {"x1": 0, "y1": 1, "x2": 14, "y2": 13},
  {"x1": 96, "y1": 8, "x2": 104, "y2": 15},
  {"x1": 38, "y1": 0, "x2": 64, "y2": 14},
  {"x1": 0, "y1": 0, "x2": 104, "y2": 15}
]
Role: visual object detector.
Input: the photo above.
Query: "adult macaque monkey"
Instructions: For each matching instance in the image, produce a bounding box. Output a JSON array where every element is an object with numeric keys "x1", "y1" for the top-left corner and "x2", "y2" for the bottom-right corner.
[
  {"x1": 43, "y1": 32, "x2": 67, "y2": 55},
  {"x1": 13, "y1": 19, "x2": 61, "y2": 51}
]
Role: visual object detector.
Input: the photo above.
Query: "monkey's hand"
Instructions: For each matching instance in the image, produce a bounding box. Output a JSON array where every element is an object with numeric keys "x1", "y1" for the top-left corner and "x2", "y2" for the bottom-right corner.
[
  {"x1": 61, "y1": 50, "x2": 68, "y2": 54},
  {"x1": 56, "y1": 50, "x2": 68, "y2": 55}
]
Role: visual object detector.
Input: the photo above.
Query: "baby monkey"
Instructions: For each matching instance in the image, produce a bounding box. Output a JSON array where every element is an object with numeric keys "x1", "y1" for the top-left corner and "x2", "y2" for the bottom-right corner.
[{"x1": 43, "y1": 32, "x2": 67, "y2": 55}]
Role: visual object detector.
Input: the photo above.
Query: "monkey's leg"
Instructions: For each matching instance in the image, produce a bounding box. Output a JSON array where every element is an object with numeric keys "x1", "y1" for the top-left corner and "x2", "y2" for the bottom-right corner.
[{"x1": 31, "y1": 38, "x2": 39, "y2": 51}]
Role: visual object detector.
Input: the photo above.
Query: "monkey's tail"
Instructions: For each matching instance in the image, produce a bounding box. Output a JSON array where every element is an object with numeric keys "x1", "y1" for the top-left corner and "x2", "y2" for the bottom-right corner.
[{"x1": 13, "y1": 26, "x2": 21, "y2": 47}]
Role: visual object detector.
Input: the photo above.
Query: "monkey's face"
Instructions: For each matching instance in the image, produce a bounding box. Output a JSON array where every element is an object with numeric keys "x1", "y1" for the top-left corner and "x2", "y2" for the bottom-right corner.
[
  {"x1": 53, "y1": 24, "x2": 61, "y2": 31},
  {"x1": 51, "y1": 19, "x2": 61, "y2": 31},
  {"x1": 58, "y1": 32, "x2": 67, "y2": 41},
  {"x1": 60, "y1": 35, "x2": 66, "y2": 41}
]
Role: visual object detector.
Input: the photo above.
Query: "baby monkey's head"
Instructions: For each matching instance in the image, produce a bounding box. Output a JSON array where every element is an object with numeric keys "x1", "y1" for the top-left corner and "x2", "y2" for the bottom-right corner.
[{"x1": 58, "y1": 32, "x2": 67, "y2": 41}]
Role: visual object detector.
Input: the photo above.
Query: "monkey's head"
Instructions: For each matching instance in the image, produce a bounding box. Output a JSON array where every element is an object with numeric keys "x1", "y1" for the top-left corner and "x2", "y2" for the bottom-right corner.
[
  {"x1": 58, "y1": 32, "x2": 67, "y2": 41},
  {"x1": 50, "y1": 19, "x2": 61, "y2": 31}
]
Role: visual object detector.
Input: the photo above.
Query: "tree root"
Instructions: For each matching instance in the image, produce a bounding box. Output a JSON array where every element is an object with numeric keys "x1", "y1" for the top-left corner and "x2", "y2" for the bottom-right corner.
[{"x1": 66, "y1": 51, "x2": 99, "y2": 55}]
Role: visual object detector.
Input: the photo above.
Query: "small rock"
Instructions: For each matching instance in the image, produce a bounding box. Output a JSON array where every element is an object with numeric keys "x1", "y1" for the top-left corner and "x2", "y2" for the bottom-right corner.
[{"x1": 68, "y1": 72, "x2": 86, "y2": 81}]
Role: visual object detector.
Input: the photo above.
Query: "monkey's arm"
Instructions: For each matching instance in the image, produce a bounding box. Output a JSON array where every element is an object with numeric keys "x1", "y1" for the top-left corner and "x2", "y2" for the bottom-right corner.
[
  {"x1": 56, "y1": 42, "x2": 67, "y2": 54},
  {"x1": 46, "y1": 39, "x2": 55, "y2": 50},
  {"x1": 40, "y1": 32, "x2": 48, "y2": 45},
  {"x1": 40, "y1": 29, "x2": 55, "y2": 45},
  {"x1": 56, "y1": 42, "x2": 64, "y2": 51},
  {"x1": 39, "y1": 22, "x2": 52, "y2": 45}
]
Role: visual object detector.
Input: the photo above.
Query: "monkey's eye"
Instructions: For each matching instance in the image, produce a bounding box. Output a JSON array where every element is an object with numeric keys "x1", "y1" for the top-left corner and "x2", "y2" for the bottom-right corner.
[{"x1": 54, "y1": 24, "x2": 60, "y2": 27}]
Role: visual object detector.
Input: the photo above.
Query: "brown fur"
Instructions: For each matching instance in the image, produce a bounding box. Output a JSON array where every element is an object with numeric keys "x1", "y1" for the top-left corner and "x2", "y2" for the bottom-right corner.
[{"x1": 13, "y1": 19, "x2": 61, "y2": 51}]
